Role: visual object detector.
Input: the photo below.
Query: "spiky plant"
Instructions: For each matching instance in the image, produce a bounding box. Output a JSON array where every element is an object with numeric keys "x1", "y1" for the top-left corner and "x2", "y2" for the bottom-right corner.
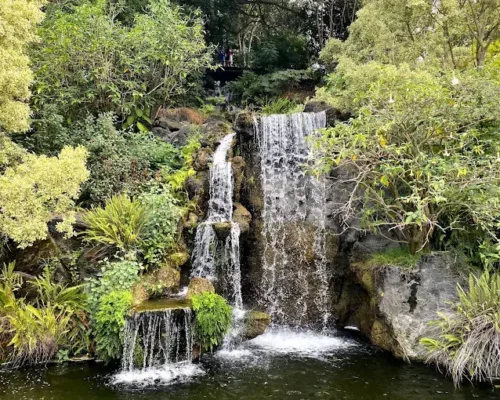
[
  {"x1": 83, "y1": 194, "x2": 150, "y2": 251},
  {"x1": 421, "y1": 270, "x2": 500, "y2": 386}
]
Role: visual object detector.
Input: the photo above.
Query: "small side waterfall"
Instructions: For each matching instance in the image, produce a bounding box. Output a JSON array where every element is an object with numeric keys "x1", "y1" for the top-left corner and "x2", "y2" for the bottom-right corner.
[
  {"x1": 121, "y1": 308, "x2": 194, "y2": 371},
  {"x1": 114, "y1": 306, "x2": 203, "y2": 385},
  {"x1": 191, "y1": 133, "x2": 243, "y2": 310},
  {"x1": 255, "y1": 112, "x2": 331, "y2": 327}
]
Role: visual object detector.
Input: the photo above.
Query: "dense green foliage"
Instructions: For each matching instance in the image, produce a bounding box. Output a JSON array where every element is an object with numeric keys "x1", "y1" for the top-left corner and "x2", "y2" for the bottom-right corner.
[
  {"x1": 422, "y1": 270, "x2": 500, "y2": 386},
  {"x1": 87, "y1": 257, "x2": 140, "y2": 361},
  {"x1": 227, "y1": 69, "x2": 315, "y2": 106},
  {"x1": 17, "y1": 113, "x2": 180, "y2": 205},
  {"x1": 191, "y1": 292, "x2": 232, "y2": 352},
  {"x1": 32, "y1": 0, "x2": 211, "y2": 122},
  {"x1": 139, "y1": 186, "x2": 182, "y2": 266},
  {"x1": 94, "y1": 290, "x2": 133, "y2": 362}
]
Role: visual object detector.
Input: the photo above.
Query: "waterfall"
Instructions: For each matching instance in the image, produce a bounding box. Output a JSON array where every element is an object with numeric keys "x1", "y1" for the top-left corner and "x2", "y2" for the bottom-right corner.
[
  {"x1": 121, "y1": 308, "x2": 194, "y2": 371},
  {"x1": 191, "y1": 133, "x2": 243, "y2": 309},
  {"x1": 255, "y1": 112, "x2": 330, "y2": 327}
]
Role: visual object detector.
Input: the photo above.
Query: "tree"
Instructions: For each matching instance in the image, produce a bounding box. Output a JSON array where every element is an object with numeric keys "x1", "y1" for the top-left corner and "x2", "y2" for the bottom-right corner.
[
  {"x1": 322, "y1": 0, "x2": 500, "y2": 70},
  {"x1": 31, "y1": 0, "x2": 211, "y2": 122},
  {"x1": 0, "y1": 0, "x2": 89, "y2": 248},
  {"x1": 0, "y1": 0, "x2": 44, "y2": 133},
  {"x1": 316, "y1": 0, "x2": 500, "y2": 253}
]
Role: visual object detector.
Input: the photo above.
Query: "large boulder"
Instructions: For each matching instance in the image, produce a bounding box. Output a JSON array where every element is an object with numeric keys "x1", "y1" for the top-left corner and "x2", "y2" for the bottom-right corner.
[
  {"x1": 132, "y1": 264, "x2": 181, "y2": 306},
  {"x1": 186, "y1": 277, "x2": 215, "y2": 299},
  {"x1": 241, "y1": 311, "x2": 271, "y2": 340},
  {"x1": 347, "y1": 252, "x2": 464, "y2": 360}
]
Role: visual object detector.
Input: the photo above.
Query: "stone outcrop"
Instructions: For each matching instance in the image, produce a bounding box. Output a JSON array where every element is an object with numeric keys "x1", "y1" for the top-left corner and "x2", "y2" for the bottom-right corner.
[
  {"x1": 233, "y1": 203, "x2": 252, "y2": 234},
  {"x1": 241, "y1": 311, "x2": 271, "y2": 340},
  {"x1": 186, "y1": 277, "x2": 215, "y2": 299},
  {"x1": 339, "y1": 252, "x2": 463, "y2": 360}
]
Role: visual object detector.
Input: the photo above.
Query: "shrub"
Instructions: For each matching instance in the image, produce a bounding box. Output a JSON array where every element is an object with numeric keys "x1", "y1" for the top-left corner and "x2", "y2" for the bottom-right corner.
[
  {"x1": 0, "y1": 144, "x2": 89, "y2": 248},
  {"x1": 139, "y1": 185, "x2": 182, "y2": 267},
  {"x1": 191, "y1": 292, "x2": 232, "y2": 352},
  {"x1": 18, "y1": 113, "x2": 180, "y2": 205},
  {"x1": 94, "y1": 290, "x2": 133, "y2": 362},
  {"x1": 421, "y1": 270, "x2": 500, "y2": 386},
  {"x1": 83, "y1": 194, "x2": 150, "y2": 252}
]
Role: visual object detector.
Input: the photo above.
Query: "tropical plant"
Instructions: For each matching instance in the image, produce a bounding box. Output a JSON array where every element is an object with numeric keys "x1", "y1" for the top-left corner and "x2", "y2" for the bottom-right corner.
[
  {"x1": 83, "y1": 194, "x2": 150, "y2": 252},
  {"x1": 191, "y1": 292, "x2": 232, "y2": 352},
  {"x1": 0, "y1": 264, "x2": 89, "y2": 366},
  {"x1": 94, "y1": 290, "x2": 133, "y2": 362},
  {"x1": 6, "y1": 304, "x2": 72, "y2": 367},
  {"x1": 421, "y1": 270, "x2": 500, "y2": 385}
]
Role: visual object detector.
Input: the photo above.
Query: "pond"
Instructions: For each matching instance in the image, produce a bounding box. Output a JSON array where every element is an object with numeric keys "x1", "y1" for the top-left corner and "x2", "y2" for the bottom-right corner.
[{"x1": 0, "y1": 328, "x2": 496, "y2": 400}]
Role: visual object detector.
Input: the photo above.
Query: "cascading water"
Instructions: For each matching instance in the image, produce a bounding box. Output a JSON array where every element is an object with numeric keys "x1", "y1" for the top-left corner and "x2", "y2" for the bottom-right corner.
[
  {"x1": 114, "y1": 307, "x2": 203, "y2": 385},
  {"x1": 254, "y1": 112, "x2": 331, "y2": 327},
  {"x1": 191, "y1": 133, "x2": 243, "y2": 310}
]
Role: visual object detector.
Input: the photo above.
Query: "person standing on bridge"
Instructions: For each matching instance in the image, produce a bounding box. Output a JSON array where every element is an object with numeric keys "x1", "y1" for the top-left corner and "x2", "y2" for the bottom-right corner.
[
  {"x1": 228, "y1": 48, "x2": 234, "y2": 67},
  {"x1": 219, "y1": 49, "x2": 225, "y2": 66}
]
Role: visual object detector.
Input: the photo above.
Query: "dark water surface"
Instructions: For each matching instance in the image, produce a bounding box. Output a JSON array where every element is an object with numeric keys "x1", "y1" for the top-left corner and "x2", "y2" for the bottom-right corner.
[{"x1": 0, "y1": 329, "x2": 497, "y2": 400}]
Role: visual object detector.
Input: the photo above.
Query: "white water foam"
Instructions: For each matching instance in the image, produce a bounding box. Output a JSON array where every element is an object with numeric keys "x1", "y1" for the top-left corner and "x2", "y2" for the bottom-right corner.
[
  {"x1": 248, "y1": 328, "x2": 354, "y2": 357},
  {"x1": 112, "y1": 362, "x2": 204, "y2": 387}
]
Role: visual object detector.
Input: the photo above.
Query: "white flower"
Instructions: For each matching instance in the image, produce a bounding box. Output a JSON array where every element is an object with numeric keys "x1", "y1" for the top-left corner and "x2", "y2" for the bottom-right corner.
[
  {"x1": 452, "y1": 75, "x2": 460, "y2": 85},
  {"x1": 388, "y1": 95, "x2": 396, "y2": 104}
]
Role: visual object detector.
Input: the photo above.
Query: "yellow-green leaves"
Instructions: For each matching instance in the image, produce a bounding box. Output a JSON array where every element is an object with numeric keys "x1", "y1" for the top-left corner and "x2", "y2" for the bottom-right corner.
[
  {"x1": 0, "y1": 0, "x2": 44, "y2": 133},
  {"x1": 0, "y1": 144, "x2": 89, "y2": 248}
]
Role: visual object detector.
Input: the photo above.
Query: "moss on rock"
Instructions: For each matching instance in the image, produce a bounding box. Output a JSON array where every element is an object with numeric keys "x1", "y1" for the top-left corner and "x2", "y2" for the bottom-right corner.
[
  {"x1": 241, "y1": 311, "x2": 271, "y2": 340},
  {"x1": 186, "y1": 277, "x2": 215, "y2": 299}
]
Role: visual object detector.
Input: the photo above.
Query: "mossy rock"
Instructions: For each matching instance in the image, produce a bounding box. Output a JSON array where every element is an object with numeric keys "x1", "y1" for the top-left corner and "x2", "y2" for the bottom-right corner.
[
  {"x1": 233, "y1": 203, "x2": 252, "y2": 234},
  {"x1": 213, "y1": 222, "x2": 232, "y2": 240},
  {"x1": 186, "y1": 277, "x2": 215, "y2": 299},
  {"x1": 370, "y1": 319, "x2": 393, "y2": 352},
  {"x1": 241, "y1": 311, "x2": 271, "y2": 340},
  {"x1": 132, "y1": 264, "x2": 181, "y2": 306},
  {"x1": 167, "y1": 251, "x2": 190, "y2": 269}
]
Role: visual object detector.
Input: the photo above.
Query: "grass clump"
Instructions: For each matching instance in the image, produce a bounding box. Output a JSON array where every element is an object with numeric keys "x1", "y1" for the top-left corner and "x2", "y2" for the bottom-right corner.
[
  {"x1": 421, "y1": 270, "x2": 500, "y2": 386},
  {"x1": 191, "y1": 292, "x2": 232, "y2": 352},
  {"x1": 362, "y1": 247, "x2": 421, "y2": 269}
]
